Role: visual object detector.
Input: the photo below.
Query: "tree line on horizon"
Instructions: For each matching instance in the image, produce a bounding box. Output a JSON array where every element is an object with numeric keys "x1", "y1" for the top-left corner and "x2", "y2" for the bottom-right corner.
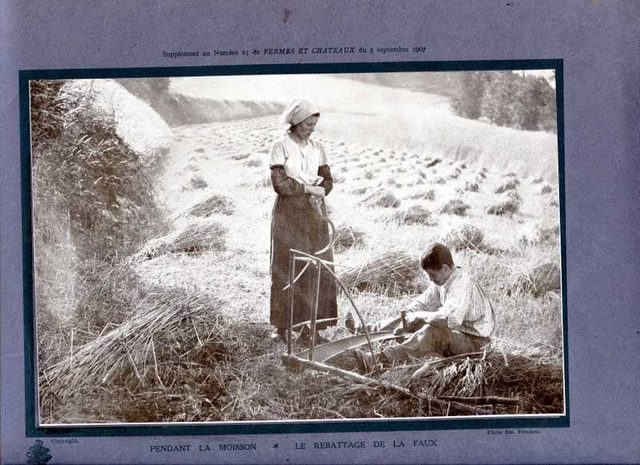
[{"x1": 452, "y1": 71, "x2": 557, "y2": 133}]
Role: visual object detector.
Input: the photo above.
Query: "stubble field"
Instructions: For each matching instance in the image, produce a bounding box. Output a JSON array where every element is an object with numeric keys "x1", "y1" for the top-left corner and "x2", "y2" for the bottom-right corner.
[{"x1": 36, "y1": 77, "x2": 564, "y2": 423}]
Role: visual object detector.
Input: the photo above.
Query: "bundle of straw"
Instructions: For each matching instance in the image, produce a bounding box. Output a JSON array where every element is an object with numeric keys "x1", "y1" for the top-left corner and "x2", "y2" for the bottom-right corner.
[
  {"x1": 333, "y1": 224, "x2": 366, "y2": 251},
  {"x1": 494, "y1": 179, "x2": 520, "y2": 194},
  {"x1": 486, "y1": 199, "x2": 520, "y2": 216},
  {"x1": 340, "y1": 341, "x2": 564, "y2": 416},
  {"x1": 338, "y1": 251, "x2": 421, "y2": 292},
  {"x1": 464, "y1": 182, "x2": 479, "y2": 192},
  {"x1": 177, "y1": 194, "x2": 236, "y2": 218},
  {"x1": 410, "y1": 189, "x2": 435, "y2": 201},
  {"x1": 445, "y1": 224, "x2": 485, "y2": 251},
  {"x1": 512, "y1": 261, "x2": 561, "y2": 297},
  {"x1": 185, "y1": 175, "x2": 208, "y2": 190},
  {"x1": 410, "y1": 354, "x2": 488, "y2": 398},
  {"x1": 129, "y1": 219, "x2": 227, "y2": 262},
  {"x1": 360, "y1": 189, "x2": 401, "y2": 209},
  {"x1": 439, "y1": 199, "x2": 470, "y2": 216},
  {"x1": 394, "y1": 205, "x2": 435, "y2": 225},
  {"x1": 405, "y1": 341, "x2": 563, "y2": 414},
  {"x1": 539, "y1": 184, "x2": 553, "y2": 194},
  {"x1": 43, "y1": 291, "x2": 225, "y2": 402}
]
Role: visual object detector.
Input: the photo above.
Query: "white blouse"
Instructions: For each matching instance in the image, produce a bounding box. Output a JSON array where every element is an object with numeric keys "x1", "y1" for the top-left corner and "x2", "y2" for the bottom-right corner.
[
  {"x1": 407, "y1": 268, "x2": 495, "y2": 338},
  {"x1": 269, "y1": 134, "x2": 328, "y2": 186}
]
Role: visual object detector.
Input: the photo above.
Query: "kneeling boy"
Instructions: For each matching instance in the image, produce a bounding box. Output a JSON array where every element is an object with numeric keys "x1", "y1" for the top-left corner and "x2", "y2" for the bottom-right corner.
[{"x1": 355, "y1": 243, "x2": 495, "y2": 372}]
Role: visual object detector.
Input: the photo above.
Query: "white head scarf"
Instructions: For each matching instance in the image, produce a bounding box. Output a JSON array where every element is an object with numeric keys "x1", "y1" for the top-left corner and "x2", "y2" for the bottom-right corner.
[{"x1": 279, "y1": 99, "x2": 320, "y2": 129}]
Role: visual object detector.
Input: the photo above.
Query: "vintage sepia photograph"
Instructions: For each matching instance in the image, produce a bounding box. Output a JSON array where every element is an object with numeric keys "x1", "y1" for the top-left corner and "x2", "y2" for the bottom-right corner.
[{"x1": 29, "y1": 66, "x2": 565, "y2": 426}]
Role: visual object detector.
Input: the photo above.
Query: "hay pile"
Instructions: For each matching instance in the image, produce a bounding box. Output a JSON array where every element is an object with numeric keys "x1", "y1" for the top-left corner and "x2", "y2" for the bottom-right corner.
[
  {"x1": 464, "y1": 182, "x2": 479, "y2": 192},
  {"x1": 336, "y1": 342, "x2": 564, "y2": 416},
  {"x1": 486, "y1": 199, "x2": 520, "y2": 216},
  {"x1": 393, "y1": 205, "x2": 435, "y2": 225},
  {"x1": 439, "y1": 199, "x2": 471, "y2": 216},
  {"x1": 129, "y1": 219, "x2": 227, "y2": 262},
  {"x1": 407, "y1": 344, "x2": 564, "y2": 414},
  {"x1": 445, "y1": 224, "x2": 485, "y2": 251},
  {"x1": 411, "y1": 189, "x2": 435, "y2": 201},
  {"x1": 231, "y1": 152, "x2": 251, "y2": 161},
  {"x1": 338, "y1": 251, "x2": 421, "y2": 292},
  {"x1": 184, "y1": 175, "x2": 208, "y2": 190},
  {"x1": 333, "y1": 224, "x2": 366, "y2": 251},
  {"x1": 539, "y1": 184, "x2": 553, "y2": 194},
  {"x1": 42, "y1": 291, "x2": 227, "y2": 403},
  {"x1": 495, "y1": 179, "x2": 520, "y2": 194},
  {"x1": 512, "y1": 262, "x2": 561, "y2": 297},
  {"x1": 360, "y1": 189, "x2": 401, "y2": 208},
  {"x1": 178, "y1": 194, "x2": 236, "y2": 218},
  {"x1": 245, "y1": 158, "x2": 263, "y2": 168}
]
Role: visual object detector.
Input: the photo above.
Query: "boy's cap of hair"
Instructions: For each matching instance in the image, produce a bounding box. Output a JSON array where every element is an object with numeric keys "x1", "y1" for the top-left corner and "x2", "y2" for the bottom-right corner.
[{"x1": 421, "y1": 242, "x2": 454, "y2": 270}]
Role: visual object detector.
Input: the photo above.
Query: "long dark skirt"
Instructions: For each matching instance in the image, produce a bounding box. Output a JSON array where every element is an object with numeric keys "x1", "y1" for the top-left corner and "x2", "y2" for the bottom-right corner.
[{"x1": 270, "y1": 194, "x2": 338, "y2": 331}]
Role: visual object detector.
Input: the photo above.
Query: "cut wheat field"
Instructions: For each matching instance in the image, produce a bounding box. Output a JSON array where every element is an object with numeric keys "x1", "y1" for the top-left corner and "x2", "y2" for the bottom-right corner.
[{"x1": 40, "y1": 107, "x2": 564, "y2": 423}]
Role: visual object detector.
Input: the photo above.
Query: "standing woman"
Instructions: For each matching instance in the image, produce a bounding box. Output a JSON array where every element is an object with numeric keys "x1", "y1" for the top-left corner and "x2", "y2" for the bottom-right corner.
[{"x1": 269, "y1": 99, "x2": 337, "y2": 343}]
